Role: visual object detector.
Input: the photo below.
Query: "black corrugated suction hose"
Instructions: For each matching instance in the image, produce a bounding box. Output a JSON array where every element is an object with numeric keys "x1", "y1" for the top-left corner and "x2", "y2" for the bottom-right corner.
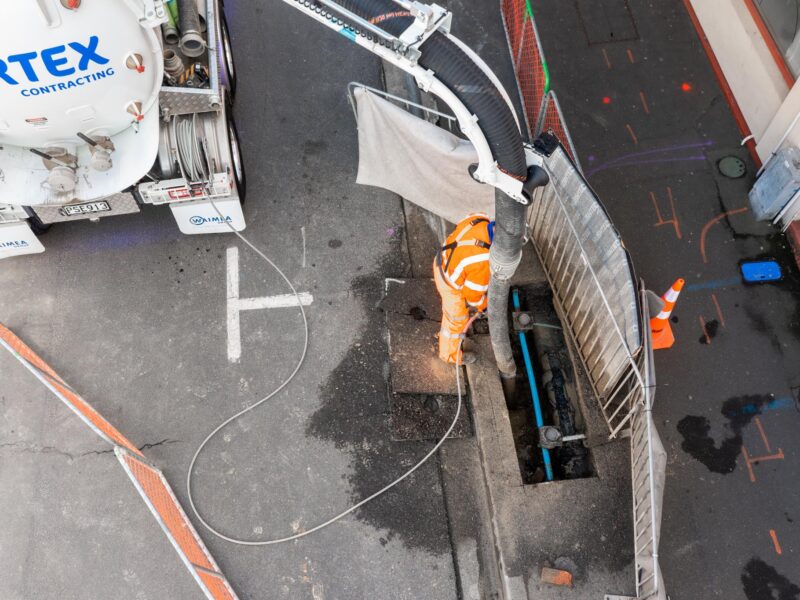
[{"x1": 336, "y1": 0, "x2": 528, "y2": 180}]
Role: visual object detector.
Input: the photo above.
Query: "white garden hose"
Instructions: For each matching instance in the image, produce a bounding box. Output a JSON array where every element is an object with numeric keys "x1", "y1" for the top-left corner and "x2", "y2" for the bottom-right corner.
[{"x1": 185, "y1": 200, "x2": 474, "y2": 545}]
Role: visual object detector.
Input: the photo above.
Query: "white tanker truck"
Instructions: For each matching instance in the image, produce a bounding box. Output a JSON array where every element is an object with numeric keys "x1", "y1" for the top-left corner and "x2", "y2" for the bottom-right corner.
[
  {"x1": 0, "y1": 0, "x2": 244, "y2": 259},
  {"x1": 0, "y1": 0, "x2": 542, "y2": 263}
]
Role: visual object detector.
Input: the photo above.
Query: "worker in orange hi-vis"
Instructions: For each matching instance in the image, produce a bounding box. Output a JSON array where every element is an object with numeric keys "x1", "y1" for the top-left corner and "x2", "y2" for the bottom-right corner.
[{"x1": 433, "y1": 213, "x2": 494, "y2": 365}]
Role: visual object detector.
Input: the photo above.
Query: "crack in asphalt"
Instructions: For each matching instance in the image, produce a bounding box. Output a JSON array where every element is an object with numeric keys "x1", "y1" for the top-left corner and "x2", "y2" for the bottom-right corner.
[
  {"x1": 0, "y1": 439, "x2": 181, "y2": 460},
  {"x1": 0, "y1": 442, "x2": 75, "y2": 460}
]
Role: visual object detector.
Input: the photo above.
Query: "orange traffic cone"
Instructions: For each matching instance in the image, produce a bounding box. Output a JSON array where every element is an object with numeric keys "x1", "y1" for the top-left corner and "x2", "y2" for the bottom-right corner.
[{"x1": 651, "y1": 278, "x2": 684, "y2": 350}]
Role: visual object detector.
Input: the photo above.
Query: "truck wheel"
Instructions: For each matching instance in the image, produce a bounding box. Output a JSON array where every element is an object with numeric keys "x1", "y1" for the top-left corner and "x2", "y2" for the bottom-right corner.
[
  {"x1": 220, "y1": 11, "x2": 237, "y2": 98},
  {"x1": 26, "y1": 211, "x2": 51, "y2": 235},
  {"x1": 226, "y1": 96, "x2": 246, "y2": 204}
]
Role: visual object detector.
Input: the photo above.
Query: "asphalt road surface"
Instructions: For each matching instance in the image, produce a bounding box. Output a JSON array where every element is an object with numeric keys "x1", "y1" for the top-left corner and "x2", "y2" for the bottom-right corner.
[
  {"x1": 533, "y1": 1, "x2": 800, "y2": 598},
  {"x1": 0, "y1": 1, "x2": 461, "y2": 598}
]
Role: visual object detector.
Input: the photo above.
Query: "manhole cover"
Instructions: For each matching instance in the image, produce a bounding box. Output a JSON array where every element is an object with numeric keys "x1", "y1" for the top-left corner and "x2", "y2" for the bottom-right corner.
[{"x1": 718, "y1": 155, "x2": 746, "y2": 178}]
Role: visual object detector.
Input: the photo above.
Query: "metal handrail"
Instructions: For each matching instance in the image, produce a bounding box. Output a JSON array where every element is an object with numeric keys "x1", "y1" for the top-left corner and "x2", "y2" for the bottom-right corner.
[
  {"x1": 346, "y1": 81, "x2": 458, "y2": 124},
  {"x1": 625, "y1": 285, "x2": 665, "y2": 600}
]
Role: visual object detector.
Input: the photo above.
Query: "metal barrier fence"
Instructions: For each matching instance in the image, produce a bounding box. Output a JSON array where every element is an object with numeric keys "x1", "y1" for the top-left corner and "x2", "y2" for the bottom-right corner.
[
  {"x1": 0, "y1": 323, "x2": 239, "y2": 600},
  {"x1": 627, "y1": 289, "x2": 667, "y2": 600},
  {"x1": 502, "y1": 3, "x2": 667, "y2": 597},
  {"x1": 527, "y1": 160, "x2": 667, "y2": 597},
  {"x1": 539, "y1": 91, "x2": 583, "y2": 173},
  {"x1": 0, "y1": 323, "x2": 143, "y2": 456},
  {"x1": 528, "y1": 145, "x2": 642, "y2": 438},
  {"x1": 117, "y1": 448, "x2": 238, "y2": 600}
]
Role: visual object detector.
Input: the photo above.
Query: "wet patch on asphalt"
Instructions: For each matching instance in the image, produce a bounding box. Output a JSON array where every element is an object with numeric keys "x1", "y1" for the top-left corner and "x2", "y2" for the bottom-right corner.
[
  {"x1": 676, "y1": 395, "x2": 771, "y2": 474},
  {"x1": 698, "y1": 319, "x2": 719, "y2": 344},
  {"x1": 306, "y1": 263, "x2": 453, "y2": 555},
  {"x1": 741, "y1": 557, "x2": 800, "y2": 600},
  {"x1": 736, "y1": 234, "x2": 800, "y2": 348}
]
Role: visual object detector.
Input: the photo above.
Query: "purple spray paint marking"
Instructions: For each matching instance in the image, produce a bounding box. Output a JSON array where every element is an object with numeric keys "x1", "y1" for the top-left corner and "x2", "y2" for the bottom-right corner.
[{"x1": 586, "y1": 140, "x2": 715, "y2": 177}]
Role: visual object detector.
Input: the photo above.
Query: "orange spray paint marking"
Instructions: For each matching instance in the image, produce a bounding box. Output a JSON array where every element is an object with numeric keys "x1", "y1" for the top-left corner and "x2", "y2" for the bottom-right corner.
[
  {"x1": 741, "y1": 416, "x2": 784, "y2": 483},
  {"x1": 602, "y1": 48, "x2": 612, "y2": 69},
  {"x1": 639, "y1": 91, "x2": 650, "y2": 114},
  {"x1": 650, "y1": 188, "x2": 682, "y2": 239},
  {"x1": 699, "y1": 207, "x2": 749, "y2": 263},
  {"x1": 711, "y1": 293, "x2": 726, "y2": 327},
  {"x1": 698, "y1": 315, "x2": 711, "y2": 345},
  {"x1": 742, "y1": 446, "x2": 757, "y2": 483},
  {"x1": 626, "y1": 123, "x2": 638, "y2": 145},
  {"x1": 666, "y1": 187, "x2": 682, "y2": 238},
  {"x1": 770, "y1": 530, "x2": 783, "y2": 555},
  {"x1": 754, "y1": 417, "x2": 771, "y2": 453},
  {"x1": 627, "y1": 48, "x2": 635, "y2": 63}
]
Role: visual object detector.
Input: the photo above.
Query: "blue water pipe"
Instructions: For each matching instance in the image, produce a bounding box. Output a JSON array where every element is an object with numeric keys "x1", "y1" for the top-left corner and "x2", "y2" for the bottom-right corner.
[{"x1": 512, "y1": 288, "x2": 554, "y2": 482}]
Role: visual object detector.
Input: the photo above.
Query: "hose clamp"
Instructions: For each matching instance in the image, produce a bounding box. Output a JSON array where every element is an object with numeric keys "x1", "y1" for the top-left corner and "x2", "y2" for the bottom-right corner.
[{"x1": 398, "y1": 3, "x2": 452, "y2": 56}]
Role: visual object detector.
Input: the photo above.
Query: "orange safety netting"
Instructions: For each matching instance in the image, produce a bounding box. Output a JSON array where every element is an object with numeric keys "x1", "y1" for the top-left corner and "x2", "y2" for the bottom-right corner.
[
  {"x1": 500, "y1": 0, "x2": 582, "y2": 171},
  {"x1": 540, "y1": 91, "x2": 581, "y2": 169},
  {"x1": 501, "y1": 0, "x2": 548, "y2": 137},
  {"x1": 197, "y1": 571, "x2": 238, "y2": 600}
]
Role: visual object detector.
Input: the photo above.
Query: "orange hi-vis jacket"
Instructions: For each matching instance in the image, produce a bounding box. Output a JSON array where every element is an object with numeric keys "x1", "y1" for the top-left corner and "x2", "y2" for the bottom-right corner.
[{"x1": 435, "y1": 214, "x2": 492, "y2": 312}]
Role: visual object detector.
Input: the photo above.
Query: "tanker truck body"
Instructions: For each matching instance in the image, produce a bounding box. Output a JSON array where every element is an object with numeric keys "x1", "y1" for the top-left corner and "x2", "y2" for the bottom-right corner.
[{"x1": 0, "y1": 0, "x2": 245, "y2": 259}]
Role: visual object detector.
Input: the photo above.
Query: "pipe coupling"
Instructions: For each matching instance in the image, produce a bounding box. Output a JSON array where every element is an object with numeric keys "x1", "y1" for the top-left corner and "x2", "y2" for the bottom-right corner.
[{"x1": 489, "y1": 246, "x2": 522, "y2": 280}]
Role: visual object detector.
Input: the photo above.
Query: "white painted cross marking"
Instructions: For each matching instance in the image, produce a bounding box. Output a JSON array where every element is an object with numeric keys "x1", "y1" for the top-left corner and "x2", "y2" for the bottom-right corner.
[{"x1": 226, "y1": 246, "x2": 313, "y2": 363}]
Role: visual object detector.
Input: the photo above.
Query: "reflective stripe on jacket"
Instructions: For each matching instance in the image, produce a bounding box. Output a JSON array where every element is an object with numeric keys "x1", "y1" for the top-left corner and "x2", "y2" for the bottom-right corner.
[{"x1": 436, "y1": 214, "x2": 492, "y2": 311}]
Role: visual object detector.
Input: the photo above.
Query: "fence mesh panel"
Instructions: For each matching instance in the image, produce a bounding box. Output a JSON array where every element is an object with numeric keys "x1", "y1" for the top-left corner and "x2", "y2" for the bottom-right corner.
[
  {"x1": 501, "y1": 0, "x2": 548, "y2": 136},
  {"x1": 501, "y1": 0, "x2": 582, "y2": 170},
  {"x1": 117, "y1": 448, "x2": 239, "y2": 600},
  {"x1": 0, "y1": 323, "x2": 142, "y2": 455},
  {"x1": 539, "y1": 91, "x2": 582, "y2": 171},
  {"x1": 0, "y1": 321, "x2": 238, "y2": 600}
]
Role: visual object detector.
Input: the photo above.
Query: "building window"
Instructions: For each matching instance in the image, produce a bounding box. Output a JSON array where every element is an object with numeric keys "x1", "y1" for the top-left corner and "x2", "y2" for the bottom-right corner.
[{"x1": 754, "y1": 0, "x2": 800, "y2": 79}]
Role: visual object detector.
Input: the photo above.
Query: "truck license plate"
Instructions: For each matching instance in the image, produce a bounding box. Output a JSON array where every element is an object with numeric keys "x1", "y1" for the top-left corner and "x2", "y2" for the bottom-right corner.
[{"x1": 61, "y1": 201, "x2": 111, "y2": 216}]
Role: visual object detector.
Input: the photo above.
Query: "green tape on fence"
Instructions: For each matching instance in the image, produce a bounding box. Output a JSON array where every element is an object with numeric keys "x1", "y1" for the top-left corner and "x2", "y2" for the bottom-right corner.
[
  {"x1": 523, "y1": 0, "x2": 551, "y2": 94},
  {"x1": 543, "y1": 60, "x2": 550, "y2": 94}
]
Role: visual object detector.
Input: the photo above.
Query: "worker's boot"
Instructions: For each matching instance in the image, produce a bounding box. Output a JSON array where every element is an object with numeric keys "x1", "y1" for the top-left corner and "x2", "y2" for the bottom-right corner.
[{"x1": 459, "y1": 352, "x2": 477, "y2": 365}]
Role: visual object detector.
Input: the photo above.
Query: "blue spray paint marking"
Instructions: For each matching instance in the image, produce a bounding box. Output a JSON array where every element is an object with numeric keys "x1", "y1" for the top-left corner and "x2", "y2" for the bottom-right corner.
[
  {"x1": 67, "y1": 224, "x2": 176, "y2": 253},
  {"x1": 728, "y1": 396, "x2": 795, "y2": 417},
  {"x1": 685, "y1": 277, "x2": 741, "y2": 292}
]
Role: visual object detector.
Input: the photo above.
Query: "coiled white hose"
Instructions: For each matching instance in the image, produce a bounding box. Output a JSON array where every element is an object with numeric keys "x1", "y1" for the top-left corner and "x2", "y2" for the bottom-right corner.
[{"x1": 185, "y1": 200, "x2": 471, "y2": 545}]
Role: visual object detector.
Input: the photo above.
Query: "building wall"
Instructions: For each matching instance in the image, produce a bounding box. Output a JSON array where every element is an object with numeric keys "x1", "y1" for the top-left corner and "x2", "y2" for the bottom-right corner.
[
  {"x1": 688, "y1": 0, "x2": 792, "y2": 158},
  {"x1": 756, "y1": 79, "x2": 800, "y2": 162}
]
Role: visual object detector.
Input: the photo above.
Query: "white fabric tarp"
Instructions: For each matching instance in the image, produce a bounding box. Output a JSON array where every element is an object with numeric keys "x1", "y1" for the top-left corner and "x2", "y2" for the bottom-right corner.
[{"x1": 354, "y1": 88, "x2": 495, "y2": 222}]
